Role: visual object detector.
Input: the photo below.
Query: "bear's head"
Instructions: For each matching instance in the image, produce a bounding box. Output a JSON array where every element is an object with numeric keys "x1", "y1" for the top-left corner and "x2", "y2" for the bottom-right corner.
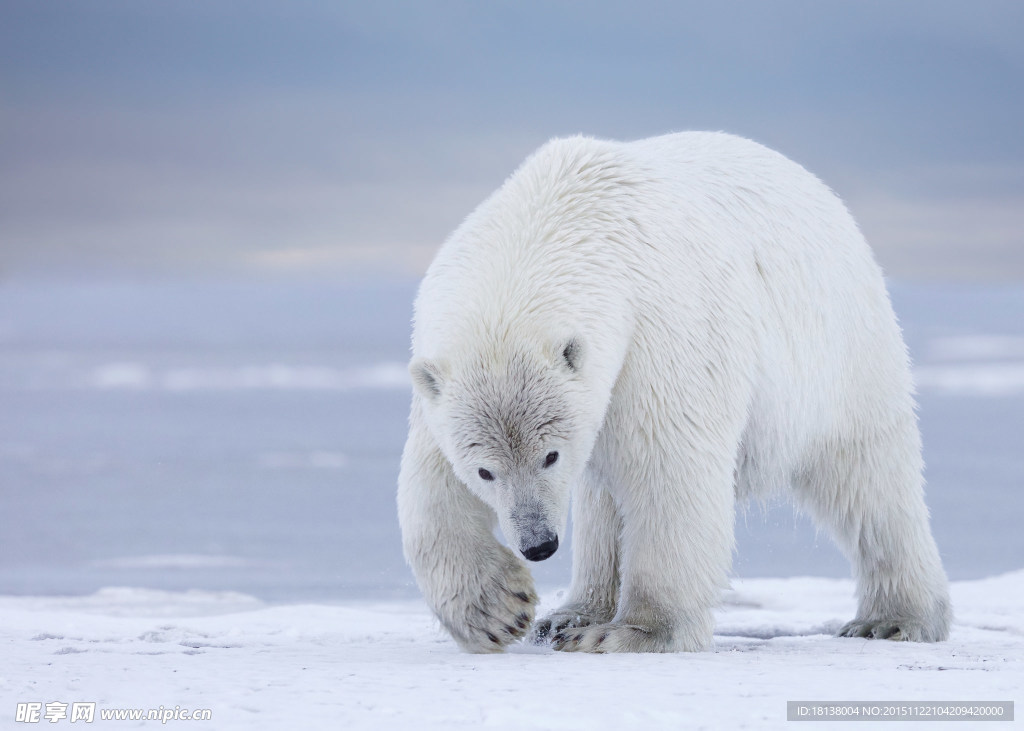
[{"x1": 410, "y1": 338, "x2": 587, "y2": 562}]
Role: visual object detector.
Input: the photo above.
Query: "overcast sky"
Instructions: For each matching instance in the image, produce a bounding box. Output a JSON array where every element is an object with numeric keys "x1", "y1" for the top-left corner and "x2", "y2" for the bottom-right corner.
[{"x1": 2, "y1": 1, "x2": 1022, "y2": 281}]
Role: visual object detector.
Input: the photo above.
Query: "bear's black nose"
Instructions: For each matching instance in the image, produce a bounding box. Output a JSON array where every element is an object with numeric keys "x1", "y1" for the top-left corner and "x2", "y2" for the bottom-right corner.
[{"x1": 522, "y1": 536, "x2": 559, "y2": 562}]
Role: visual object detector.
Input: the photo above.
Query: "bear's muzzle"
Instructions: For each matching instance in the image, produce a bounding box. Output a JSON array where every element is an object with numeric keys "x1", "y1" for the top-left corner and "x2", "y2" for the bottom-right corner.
[{"x1": 521, "y1": 535, "x2": 559, "y2": 562}]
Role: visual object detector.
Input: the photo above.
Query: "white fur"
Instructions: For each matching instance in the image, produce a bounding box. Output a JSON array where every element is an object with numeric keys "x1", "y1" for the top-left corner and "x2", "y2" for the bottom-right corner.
[{"x1": 397, "y1": 132, "x2": 951, "y2": 653}]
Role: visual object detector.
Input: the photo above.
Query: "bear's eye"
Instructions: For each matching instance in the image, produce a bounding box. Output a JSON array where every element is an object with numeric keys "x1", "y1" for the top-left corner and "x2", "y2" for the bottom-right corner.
[
  {"x1": 478, "y1": 468, "x2": 494, "y2": 481},
  {"x1": 543, "y1": 451, "x2": 559, "y2": 467}
]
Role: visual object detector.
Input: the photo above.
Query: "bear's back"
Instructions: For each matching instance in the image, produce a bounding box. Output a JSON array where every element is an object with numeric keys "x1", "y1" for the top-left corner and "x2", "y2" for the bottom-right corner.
[{"x1": 413, "y1": 132, "x2": 897, "y2": 397}]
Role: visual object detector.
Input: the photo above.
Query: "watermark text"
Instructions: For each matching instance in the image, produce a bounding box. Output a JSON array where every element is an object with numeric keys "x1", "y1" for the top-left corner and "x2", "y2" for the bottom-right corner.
[{"x1": 16, "y1": 702, "x2": 212, "y2": 724}]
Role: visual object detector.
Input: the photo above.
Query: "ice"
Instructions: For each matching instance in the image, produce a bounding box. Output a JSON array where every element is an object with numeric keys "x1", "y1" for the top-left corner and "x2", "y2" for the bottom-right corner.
[
  {"x1": 914, "y1": 362, "x2": 1024, "y2": 396},
  {"x1": 89, "y1": 555, "x2": 261, "y2": 570},
  {"x1": 92, "y1": 362, "x2": 411, "y2": 392},
  {"x1": 2, "y1": 574, "x2": 1021, "y2": 729},
  {"x1": 91, "y1": 362, "x2": 154, "y2": 389},
  {"x1": 927, "y1": 335, "x2": 1024, "y2": 361},
  {"x1": 913, "y1": 332, "x2": 1024, "y2": 395}
]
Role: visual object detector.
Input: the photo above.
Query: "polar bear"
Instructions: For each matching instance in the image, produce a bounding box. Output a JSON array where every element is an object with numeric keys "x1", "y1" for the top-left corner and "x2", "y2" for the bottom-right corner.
[{"x1": 397, "y1": 132, "x2": 951, "y2": 653}]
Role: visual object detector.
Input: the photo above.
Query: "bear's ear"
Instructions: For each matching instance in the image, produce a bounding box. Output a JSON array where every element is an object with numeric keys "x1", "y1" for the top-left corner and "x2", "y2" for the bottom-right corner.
[
  {"x1": 560, "y1": 338, "x2": 582, "y2": 373},
  {"x1": 410, "y1": 358, "x2": 447, "y2": 401}
]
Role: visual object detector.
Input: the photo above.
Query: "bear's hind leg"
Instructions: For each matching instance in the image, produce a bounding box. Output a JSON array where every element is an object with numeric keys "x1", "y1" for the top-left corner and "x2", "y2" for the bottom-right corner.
[
  {"x1": 532, "y1": 468, "x2": 620, "y2": 643},
  {"x1": 798, "y1": 421, "x2": 951, "y2": 642}
]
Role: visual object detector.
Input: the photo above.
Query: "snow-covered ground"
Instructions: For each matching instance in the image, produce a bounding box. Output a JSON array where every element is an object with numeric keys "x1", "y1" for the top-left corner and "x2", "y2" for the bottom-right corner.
[
  {"x1": 3, "y1": 573, "x2": 1021, "y2": 729},
  {"x1": 0, "y1": 278, "x2": 1021, "y2": 727}
]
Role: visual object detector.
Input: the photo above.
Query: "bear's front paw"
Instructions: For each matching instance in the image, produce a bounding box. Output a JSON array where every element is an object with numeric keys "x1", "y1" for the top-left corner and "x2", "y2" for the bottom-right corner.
[
  {"x1": 531, "y1": 604, "x2": 614, "y2": 645},
  {"x1": 436, "y1": 549, "x2": 538, "y2": 653}
]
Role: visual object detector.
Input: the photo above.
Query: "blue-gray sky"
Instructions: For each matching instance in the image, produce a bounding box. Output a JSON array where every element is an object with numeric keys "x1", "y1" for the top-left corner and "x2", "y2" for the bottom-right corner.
[{"x1": 2, "y1": 0, "x2": 1022, "y2": 280}]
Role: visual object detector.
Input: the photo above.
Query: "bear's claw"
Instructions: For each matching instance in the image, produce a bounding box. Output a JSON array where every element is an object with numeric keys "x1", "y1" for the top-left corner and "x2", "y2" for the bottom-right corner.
[
  {"x1": 549, "y1": 622, "x2": 666, "y2": 653},
  {"x1": 530, "y1": 605, "x2": 612, "y2": 645},
  {"x1": 439, "y1": 548, "x2": 539, "y2": 653},
  {"x1": 838, "y1": 619, "x2": 918, "y2": 641}
]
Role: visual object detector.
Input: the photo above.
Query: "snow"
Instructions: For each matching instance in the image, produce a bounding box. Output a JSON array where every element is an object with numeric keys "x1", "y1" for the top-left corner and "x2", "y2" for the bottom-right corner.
[{"x1": 3, "y1": 574, "x2": 1021, "y2": 730}]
